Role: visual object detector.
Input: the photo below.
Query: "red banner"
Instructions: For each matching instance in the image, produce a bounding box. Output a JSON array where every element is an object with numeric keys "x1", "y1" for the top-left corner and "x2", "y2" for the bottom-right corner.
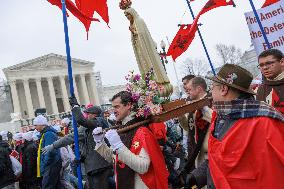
[
  {"x1": 167, "y1": 0, "x2": 235, "y2": 60},
  {"x1": 262, "y1": 0, "x2": 280, "y2": 8},
  {"x1": 167, "y1": 25, "x2": 197, "y2": 61},
  {"x1": 48, "y1": 0, "x2": 109, "y2": 38}
]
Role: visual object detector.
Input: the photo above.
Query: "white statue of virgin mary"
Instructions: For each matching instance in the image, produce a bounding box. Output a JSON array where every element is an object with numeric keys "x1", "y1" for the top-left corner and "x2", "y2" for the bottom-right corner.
[{"x1": 124, "y1": 7, "x2": 173, "y2": 97}]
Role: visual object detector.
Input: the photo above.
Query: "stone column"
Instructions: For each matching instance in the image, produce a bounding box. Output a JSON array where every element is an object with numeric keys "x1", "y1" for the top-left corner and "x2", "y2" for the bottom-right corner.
[
  {"x1": 80, "y1": 74, "x2": 90, "y2": 105},
  {"x1": 35, "y1": 78, "x2": 46, "y2": 108},
  {"x1": 47, "y1": 77, "x2": 59, "y2": 115},
  {"x1": 23, "y1": 79, "x2": 34, "y2": 118},
  {"x1": 89, "y1": 73, "x2": 100, "y2": 105},
  {"x1": 59, "y1": 75, "x2": 70, "y2": 112},
  {"x1": 72, "y1": 75, "x2": 80, "y2": 104},
  {"x1": 9, "y1": 80, "x2": 21, "y2": 114}
]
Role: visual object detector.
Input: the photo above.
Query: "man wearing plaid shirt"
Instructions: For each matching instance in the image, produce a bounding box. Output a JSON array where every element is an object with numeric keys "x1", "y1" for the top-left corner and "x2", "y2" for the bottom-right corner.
[{"x1": 184, "y1": 64, "x2": 284, "y2": 189}]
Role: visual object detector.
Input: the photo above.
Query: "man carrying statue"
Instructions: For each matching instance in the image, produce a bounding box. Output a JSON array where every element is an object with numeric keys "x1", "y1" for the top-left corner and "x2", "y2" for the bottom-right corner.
[{"x1": 92, "y1": 91, "x2": 169, "y2": 189}]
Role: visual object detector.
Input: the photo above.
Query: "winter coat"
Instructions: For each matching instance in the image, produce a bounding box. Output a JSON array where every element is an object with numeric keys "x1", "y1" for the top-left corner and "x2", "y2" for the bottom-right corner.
[
  {"x1": 53, "y1": 107, "x2": 112, "y2": 174},
  {"x1": 40, "y1": 127, "x2": 61, "y2": 175},
  {"x1": 22, "y1": 141, "x2": 38, "y2": 185},
  {"x1": 0, "y1": 141, "x2": 15, "y2": 188}
]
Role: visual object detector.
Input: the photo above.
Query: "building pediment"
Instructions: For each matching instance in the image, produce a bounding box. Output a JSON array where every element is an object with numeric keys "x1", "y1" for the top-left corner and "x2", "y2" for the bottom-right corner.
[{"x1": 3, "y1": 53, "x2": 94, "y2": 72}]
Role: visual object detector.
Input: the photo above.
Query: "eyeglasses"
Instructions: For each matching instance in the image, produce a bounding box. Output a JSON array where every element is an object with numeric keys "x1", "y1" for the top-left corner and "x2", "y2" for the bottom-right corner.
[{"x1": 257, "y1": 60, "x2": 278, "y2": 69}]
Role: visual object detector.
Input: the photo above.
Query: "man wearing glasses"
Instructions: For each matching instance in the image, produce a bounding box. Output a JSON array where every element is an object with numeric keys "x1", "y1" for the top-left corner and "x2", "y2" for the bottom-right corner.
[
  {"x1": 256, "y1": 49, "x2": 284, "y2": 114},
  {"x1": 184, "y1": 64, "x2": 284, "y2": 189}
]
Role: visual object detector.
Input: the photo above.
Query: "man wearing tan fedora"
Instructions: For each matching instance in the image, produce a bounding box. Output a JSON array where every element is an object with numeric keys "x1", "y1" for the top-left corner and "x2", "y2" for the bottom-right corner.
[{"x1": 184, "y1": 64, "x2": 284, "y2": 189}]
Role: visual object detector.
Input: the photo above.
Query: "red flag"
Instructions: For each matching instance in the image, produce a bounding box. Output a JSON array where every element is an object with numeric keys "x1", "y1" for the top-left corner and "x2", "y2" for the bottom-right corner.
[
  {"x1": 167, "y1": 25, "x2": 197, "y2": 61},
  {"x1": 188, "y1": 0, "x2": 235, "y2": 34},
  {"x1": 261, "y1": 0, "x2": 280, "y2": 8},
  {"x1": 75, "y1": 0, "x2": 109, "y2": 25},
  {"x1": 196, "y1": 0, "x2": 235, "y2": 19},
  {"x1": 48, "y1": 0, "x2": 100, "y2": 38},
  {"x1": 167, "y1": 0, "x2": 235, "y2": 60},
  {"x1": 74, "y1": 0, "x2": 109, "y2": 38}
]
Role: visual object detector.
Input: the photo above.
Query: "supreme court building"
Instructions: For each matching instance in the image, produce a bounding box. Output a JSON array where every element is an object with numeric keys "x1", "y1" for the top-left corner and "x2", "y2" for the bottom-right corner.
[{"x1": 3, "y1": 53, "x2": 101, "y2": 120}]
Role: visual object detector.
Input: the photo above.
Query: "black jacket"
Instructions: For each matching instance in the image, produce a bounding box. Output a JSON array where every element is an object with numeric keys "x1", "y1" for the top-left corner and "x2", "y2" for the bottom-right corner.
[
  {"x1": 0, "y1": 141, "x2": 15, "y2": 188},
  {"x1": 22, "y1": 141, "x2": 38, "y2": 185}
]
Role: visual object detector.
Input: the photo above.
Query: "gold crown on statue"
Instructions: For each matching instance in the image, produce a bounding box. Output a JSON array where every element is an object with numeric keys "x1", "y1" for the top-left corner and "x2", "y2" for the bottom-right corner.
[{"x1": 119, "y1": 0, "x2": 132, "y2": 10}]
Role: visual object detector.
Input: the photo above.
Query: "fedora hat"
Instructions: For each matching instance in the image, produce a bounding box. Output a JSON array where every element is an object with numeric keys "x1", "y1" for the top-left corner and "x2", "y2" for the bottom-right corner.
[{"x1": 206, "y1": 64, "x2": 255, "y2": 95}]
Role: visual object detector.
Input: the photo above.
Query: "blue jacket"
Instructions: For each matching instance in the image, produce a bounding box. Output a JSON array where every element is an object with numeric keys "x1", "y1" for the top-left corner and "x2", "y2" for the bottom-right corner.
[{"x1": 40, "y1": 127, "x2": 61, "y2": 174}]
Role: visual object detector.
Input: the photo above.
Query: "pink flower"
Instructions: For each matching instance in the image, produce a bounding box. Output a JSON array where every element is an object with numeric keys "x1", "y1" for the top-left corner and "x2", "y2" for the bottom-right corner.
[
  {"x1": 133, "y1": 74, "x2": 141, "y2": 82},
  {"x1": 131, "y1": 93, "x2": 140, "y2": 102}
]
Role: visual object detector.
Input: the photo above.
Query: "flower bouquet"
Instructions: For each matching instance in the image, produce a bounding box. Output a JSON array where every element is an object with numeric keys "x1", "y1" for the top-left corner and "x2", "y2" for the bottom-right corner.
[
  {"x1": 125, "y1": 68, "x2": 167, "y2": 118},
  {"x1": 125, "y1": 69, "x2": 212, "y2": 122}
]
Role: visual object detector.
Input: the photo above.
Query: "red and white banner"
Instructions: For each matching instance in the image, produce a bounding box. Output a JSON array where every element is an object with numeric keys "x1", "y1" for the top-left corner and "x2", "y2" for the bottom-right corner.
[{"x1": 245, "y1": 0, "x2": 284, "y2": 55}]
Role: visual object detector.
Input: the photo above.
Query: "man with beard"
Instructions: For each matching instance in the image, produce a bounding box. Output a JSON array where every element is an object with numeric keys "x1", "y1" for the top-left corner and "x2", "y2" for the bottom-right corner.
[
  {"x1": 92, "y1": 91, "x2": 169, "y2": 189},
  {"x1": 256, "y1": 49, "x2": 284, "y2": 114}
]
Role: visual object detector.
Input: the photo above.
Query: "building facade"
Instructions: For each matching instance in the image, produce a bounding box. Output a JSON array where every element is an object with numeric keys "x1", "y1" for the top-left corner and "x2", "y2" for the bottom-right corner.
[
  {"x1": 238, "y1": 45, "x2": 260, "y2": 77},
  {"x1": 102, "y1": 84, "x2": 126, "y2": 104},
  {"x1": 3, "y1": 53, "x2": 101, "y2": 120}
]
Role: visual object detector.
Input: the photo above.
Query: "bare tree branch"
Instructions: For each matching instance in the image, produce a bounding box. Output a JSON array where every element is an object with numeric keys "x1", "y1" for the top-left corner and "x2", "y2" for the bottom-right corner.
[
  {"x1": 215, "y1": 43, "x2": 242, "y2": 65},
  {"x1": 179, "y1": 57, "x2": 210, "y2": 77}
]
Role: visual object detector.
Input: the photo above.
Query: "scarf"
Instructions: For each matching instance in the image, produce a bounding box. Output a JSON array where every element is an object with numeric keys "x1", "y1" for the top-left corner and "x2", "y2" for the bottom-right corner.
[
  {"x1": 214, "y1": 99, "x2": 284, "y2": 122},
  {"x1": 37, "y1": 134, "x2": 44, "y2": 178}
]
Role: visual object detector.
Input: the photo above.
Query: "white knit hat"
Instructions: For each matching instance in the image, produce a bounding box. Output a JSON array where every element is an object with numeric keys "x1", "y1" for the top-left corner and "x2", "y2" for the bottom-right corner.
[
  {"x1": 22, "y1": 131, "x2": 33, "y2": 141},
  {"x1": 13, "y1": 133, "x2": 23, "y2": 141},
  {"x1": 33, "y1": 115, "x2": 48, "y2": 126},
  {"x1": 61, "y1": 118, "x2": 70, "y2": 125},
  {"x1": 0, "y1": 131, "x2": 8, "y2": 141}
]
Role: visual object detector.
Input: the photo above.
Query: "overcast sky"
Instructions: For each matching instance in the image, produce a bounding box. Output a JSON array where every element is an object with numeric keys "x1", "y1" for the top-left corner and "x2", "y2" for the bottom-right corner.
[{"x1": 0, "y1": 0, "x2": 263, "y2": 86}]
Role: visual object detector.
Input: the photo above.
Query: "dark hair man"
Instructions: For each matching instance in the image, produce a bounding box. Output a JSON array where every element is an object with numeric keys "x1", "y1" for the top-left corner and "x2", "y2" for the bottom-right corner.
[
  {"x1": 185, "y1": 64, "x2": 284, "y2": 189},
  {"x1": 92, "y1": 91, "x2": 169, "y2": 189},
  {"x1": 180, "y1": 77, "x2": 213, "y2": 187},
  {"x1": 179, "y1": 75, "x2": 196, "y2": 153},
  {"x1": 182, "y1": 75, "x2": 195, "y2": 97},
  {"x1": 256, "y1": 49, "x2": 284, "y2": 114}
]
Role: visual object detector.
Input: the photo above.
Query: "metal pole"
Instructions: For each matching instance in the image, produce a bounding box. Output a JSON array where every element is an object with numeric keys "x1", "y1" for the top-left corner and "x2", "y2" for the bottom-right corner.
[
  {"x1": 185, "y1": 0, "x2": 216, "y2": 75},
  {"x1": 248, "y1": 0, "x2": 271, "y2": 49},
  {"x1": 60, "y1": 0, "x2": 83, "y2": 188}
]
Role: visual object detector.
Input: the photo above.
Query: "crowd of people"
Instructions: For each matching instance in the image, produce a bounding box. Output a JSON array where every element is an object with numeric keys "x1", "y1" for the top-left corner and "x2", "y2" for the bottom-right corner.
[{"x1": 0, "y1": 48, "x2": 283, "y2": 189}]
